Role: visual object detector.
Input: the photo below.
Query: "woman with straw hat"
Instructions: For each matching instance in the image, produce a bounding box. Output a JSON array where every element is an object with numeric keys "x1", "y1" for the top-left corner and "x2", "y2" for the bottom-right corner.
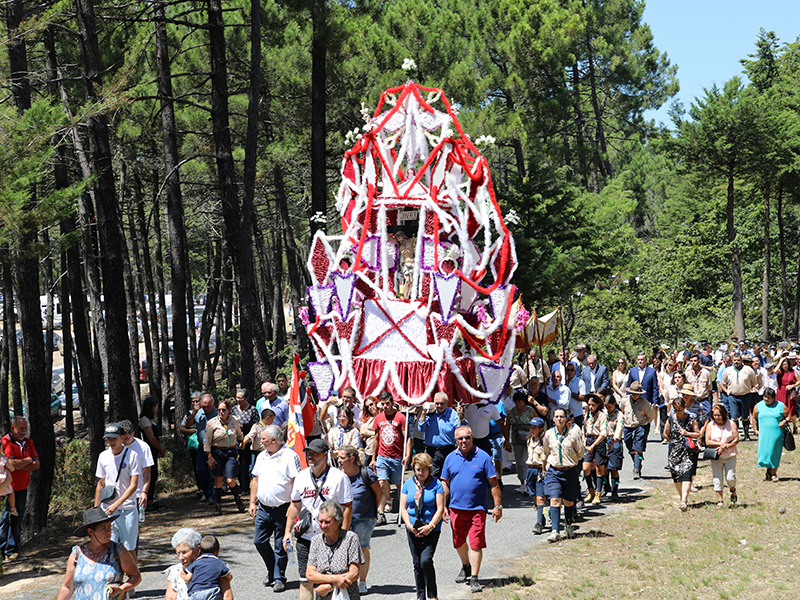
[{"x1": 57, "y1": 506, "x2": 141, "y2": 600}]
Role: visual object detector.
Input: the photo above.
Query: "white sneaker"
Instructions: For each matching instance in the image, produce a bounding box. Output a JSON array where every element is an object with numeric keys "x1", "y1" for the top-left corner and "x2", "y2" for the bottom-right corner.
[
  {"x1": 547, "y1": 531, "x2": 562, "y2": 543},
  {"x1": 358, "y1": 581, "x2": 368, "y2": 595}
]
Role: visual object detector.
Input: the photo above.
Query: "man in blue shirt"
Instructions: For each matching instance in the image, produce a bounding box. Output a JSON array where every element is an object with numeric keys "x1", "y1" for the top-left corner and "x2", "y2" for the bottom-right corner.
[
  {"x1": 417, "y1": 392, "x2": 461, "y2": 477},
  {"x1": 257, "y1": 382, "x2": 289, "y2": 427},
  {"x1": 186, "y1": 394, "x2": 218, "y2": 502},
  {"x1": 441, "y1": 425, "x2": 502, "y2": 594}
]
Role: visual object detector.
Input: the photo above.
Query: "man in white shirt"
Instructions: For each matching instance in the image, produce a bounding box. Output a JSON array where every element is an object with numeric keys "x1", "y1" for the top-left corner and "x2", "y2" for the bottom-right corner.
[
  {"x1": 249, "y1": 425, "x2": 302, "y2": 593},
  {"x1": 564, "y1": 363, "x2": 587, "y2": 427},
  {"x1": 460, "y1": 402, "x2": 501, "y2": 456},
  {"x1": 283, "y1": 439, "x2": 352, "y2": 600},
  {"x1": 119, "y1": 420, "x2": 154, "y2": 510},
  {"x1": 94, "y1": 423, "x2": 141, "y2": 554},
  {"x1": 546, "y1": 369, "x2": 572, "y2": 421}
]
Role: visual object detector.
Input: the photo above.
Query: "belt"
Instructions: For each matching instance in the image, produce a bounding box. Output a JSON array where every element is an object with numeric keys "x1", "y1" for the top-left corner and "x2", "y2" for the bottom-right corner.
[{"x1": 259, "y1": 501, "x2": 289, "y2": 510}]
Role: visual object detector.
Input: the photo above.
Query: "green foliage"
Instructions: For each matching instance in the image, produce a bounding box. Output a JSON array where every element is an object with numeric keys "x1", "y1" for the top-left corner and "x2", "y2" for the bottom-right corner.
[{"x1": 50, "y1": 439, "x2": 95, "y2": 516}]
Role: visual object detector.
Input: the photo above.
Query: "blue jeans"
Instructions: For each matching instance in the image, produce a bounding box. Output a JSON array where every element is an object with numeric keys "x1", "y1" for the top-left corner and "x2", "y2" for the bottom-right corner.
[
  {"x1": 0, "y1": 488, "x2": 27, "y2": 556},
  {"x1": 196, "y1": 449, "x2": 214, "y2": 498},
  {"x1": 253, "y1": 502, "x2": 289, "y2": 583},
  {"x1": 190, "y1": 586, "x2": 221, "y2": 600}
]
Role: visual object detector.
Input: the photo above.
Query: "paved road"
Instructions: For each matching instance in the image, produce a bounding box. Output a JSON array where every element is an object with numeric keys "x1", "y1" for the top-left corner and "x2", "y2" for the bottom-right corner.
[{"x1": 10, "y1": 433, "x2": 670, "y2": 600}]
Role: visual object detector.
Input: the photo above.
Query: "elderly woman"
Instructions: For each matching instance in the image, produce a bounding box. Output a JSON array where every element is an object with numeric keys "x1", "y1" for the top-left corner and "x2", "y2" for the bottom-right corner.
[
  {"x1": 166, "y1": 528, "x2": 233, "y2": 600},
  {"x1": 754, "y1": 387, "x2": 791, "y2": 482},
  {"x1": 400, "y1": 453, "x2": 446, "y2": 600},
  {"x1": 57, "y1": 506, "x2": 141, "y2": 600},
  {"x1": 508, "y1": 391, "x2": 535, "y2": 493},
  {"x1": 664, "y1": 396, "x2": 700, "y2": 511},
  {"x1": 204, "y1": 398, "x2": 244, "y2": 514},
  {"x1": 307, "y1": 500, "x2": 364, "y2": 600}
]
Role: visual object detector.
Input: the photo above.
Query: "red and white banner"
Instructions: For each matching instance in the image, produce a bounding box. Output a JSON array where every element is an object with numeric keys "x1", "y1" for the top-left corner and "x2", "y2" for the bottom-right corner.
[{"x1": 287, "y1": 354, "x2": 315, "y2": 468}]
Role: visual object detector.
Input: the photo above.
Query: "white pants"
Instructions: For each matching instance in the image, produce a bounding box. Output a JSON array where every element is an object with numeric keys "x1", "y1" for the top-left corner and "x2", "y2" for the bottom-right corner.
[{"x1": 710, "y1": 456, "x2": 737, "y2": 491}]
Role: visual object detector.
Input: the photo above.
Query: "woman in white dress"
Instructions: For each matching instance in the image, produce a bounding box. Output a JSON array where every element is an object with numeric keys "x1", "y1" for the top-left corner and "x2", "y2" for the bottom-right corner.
[{"x1": 612, "y1": 358, "x2": 629, "y2": 401}]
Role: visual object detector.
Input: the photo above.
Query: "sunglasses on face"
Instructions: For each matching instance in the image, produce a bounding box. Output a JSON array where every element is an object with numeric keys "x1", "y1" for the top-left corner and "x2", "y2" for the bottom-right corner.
[{"x1": 456, "y1": 436, "x2": 472, "y2": 441}]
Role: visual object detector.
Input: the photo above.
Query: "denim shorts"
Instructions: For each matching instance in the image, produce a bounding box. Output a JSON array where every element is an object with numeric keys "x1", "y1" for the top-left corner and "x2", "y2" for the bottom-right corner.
[
  {"x1": 111, "y1": 507, "x2": 139, "y2": 551},
  {"x1": 376, "y1": 455, "x2": 403, "y2": 484},
  {"x1": 488, "y1": 434, "x2": 504, "y2": 462},
  {"x1": 525, "y1": 465, "x2": 545, "y2": 497},
  {"x1": 350, "y1": 517, "x2": 377, "y2": 548}
]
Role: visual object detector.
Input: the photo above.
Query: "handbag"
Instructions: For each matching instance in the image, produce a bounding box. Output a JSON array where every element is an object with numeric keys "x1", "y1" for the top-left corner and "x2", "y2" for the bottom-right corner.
[
  {"x1": 684, "y1": 436, "x2": 700, "y2": 454},
  {"x1": 99, "y1": 448, "x2": 129, "y2": 503},
  {"x1": 294, "y1": 469, "x2": 328, "y2": 536},
  {"x1": 784, "y1": 427, "x2": 796, "y2": 452},
  {"x1": 702, "y1": 447, "x2": 719, "y2": 460},
  {"x1": 332, "y1": 586, "x2": 350, "y2": 600}
]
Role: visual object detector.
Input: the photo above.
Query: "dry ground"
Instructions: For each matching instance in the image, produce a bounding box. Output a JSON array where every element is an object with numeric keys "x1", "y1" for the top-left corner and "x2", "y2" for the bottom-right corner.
[{"x1": 484, "y1": 441, "x2": 800, "y2": 600}]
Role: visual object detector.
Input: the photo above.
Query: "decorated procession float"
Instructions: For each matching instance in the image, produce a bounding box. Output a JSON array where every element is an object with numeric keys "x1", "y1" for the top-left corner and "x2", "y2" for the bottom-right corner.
[{"x1": 301, "y1": 81, "x2": 525, "y2": 409}]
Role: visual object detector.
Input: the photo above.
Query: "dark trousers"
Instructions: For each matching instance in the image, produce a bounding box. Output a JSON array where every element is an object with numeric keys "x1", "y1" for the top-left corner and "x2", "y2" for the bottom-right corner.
[
  {"x1": 425, "y1": 445, "x2": 455, "y2": 479},
  {"x1": 189, "y1": 448, "x2": 203, "y2": 492},
  {"x1": 254, "y1": 502, "x2": 290, "y2": 583},
  {"x1": 474, "y1": 436, "x2": 492, "y2": 455},
  {"x1": 238, "y1": 447, "x2": 252, "y2": 491},
  {"x1": 0, "y1": 488, "x2": 27, "y2": 556},
  {"x1": 196, "y1": 447, "x2": 214, "y2": 497},
  {"x1": 407, "y1": 529, "x2": 440, "y2": 600}
]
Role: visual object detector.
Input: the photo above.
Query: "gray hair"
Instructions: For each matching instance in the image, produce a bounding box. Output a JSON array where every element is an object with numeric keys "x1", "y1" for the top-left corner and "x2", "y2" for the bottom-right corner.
[
  {"x1": 261, "y1": 424, "x2": 285, "y2": 443},
  {"x1": 10, "y1": 416, "x2": 27, "y2": 428},
  {"x1": 318, "y1": 500, "x2": 344, "y2": 526},
  {"x1": 171, "y1": 527, "x2": 202, "y2": 549}
]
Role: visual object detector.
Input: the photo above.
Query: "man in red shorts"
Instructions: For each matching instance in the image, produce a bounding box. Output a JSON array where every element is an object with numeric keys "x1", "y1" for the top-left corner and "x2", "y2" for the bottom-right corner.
[{"x1": 440, "y1": 425, "x2": 502, "y2": 593}]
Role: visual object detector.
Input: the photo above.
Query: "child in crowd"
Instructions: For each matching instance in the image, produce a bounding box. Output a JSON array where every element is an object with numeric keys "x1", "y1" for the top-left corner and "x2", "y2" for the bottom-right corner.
[
  {"x1": 0, "y1": 453, "x2": 16, "y2": 515},
  {"x1": 180, "y1": 535, "x2": 232, "y2": 600},
  {"x1": 242, "y1": 408, "x2": 275, "y2": 454}
]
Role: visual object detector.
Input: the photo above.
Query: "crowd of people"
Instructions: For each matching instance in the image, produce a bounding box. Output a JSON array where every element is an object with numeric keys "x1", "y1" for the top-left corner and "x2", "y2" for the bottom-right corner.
[{"x1": 5, "y1": 335, "x2": 799, "y2": 598}]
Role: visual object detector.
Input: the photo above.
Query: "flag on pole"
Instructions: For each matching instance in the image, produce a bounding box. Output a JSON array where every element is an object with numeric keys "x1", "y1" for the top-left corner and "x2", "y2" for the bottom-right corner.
[{"x1": 287, "y1": 353, "x2": 315, "y2": 468}]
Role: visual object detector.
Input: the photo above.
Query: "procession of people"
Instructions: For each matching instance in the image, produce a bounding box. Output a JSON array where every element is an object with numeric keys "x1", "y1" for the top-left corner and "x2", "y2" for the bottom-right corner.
[{"x1": 7, "y1": 334, "x2": 791, "y2": 600}]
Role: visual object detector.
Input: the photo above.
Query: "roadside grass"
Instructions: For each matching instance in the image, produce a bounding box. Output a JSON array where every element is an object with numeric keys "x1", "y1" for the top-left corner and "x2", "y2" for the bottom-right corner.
[{"x1": 487, "y1": 442, "x2": 800, "y2": 600}]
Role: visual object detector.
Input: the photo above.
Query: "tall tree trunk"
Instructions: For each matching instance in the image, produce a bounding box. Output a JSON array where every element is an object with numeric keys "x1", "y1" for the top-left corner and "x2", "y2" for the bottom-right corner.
[
  {"x1": 274, "y1": 165, "x2": 310, "y2": 353},
  {"x1": 118, "y1": 162, "x2": 141, "y2": 409},
  {"x1": 61, "y1": 246, "x2": 75, "y2": 439},
  {"x1": 271, "y1": 227, "x2": 287, "y2": 353},
  {"x1": 127, "y1": 199, "x2": 153, "y2": 404},
  {"x1": 133, "y1": 170, "x2": 163, "y2": 406},
  {"x1": 199, "y1": 245, "x2": 222, "y2": 389},
  {"x1": 310, "y1": 0, "x2": 328, "y2": 232},
  {"x1": 7, "y1": 0, "x2": 54, "y2": 537},
  {"x1": 0, "y1": 282, "x2": 11, "y2": 436},
  {"x1": 207, "y1": 0, "x2": 269, "y2": 393},
  {"x1": 154, "y1": 0, "x2": 190, "y2": 429},
  {"x1": 75, "y1": 0, "x2": 136, "y2": 424},
  {"x1": 777, "y1": 183, "x2": 788, "y2": 338},
  {"x1": 42, "y1": 230, "x2": 55, "y2": 392},
  {"x1": 585, "y1": 36, "x2": 612, "y2": 181},
  {"x1": 150, "y1": 174, "x2": 171, "y2": 431},
  {"x1": 727, "y1": 168, "x2": 745, "y2": 339},
  {"x1": 571, "y1": 64, "x2": 589, "y2": 190},
  {"x1": 762, "y1": 180, "x2": 771, "y2": 340},
  {"x1": 3, "y1": 267, "x2": 22, "y2": 416}
]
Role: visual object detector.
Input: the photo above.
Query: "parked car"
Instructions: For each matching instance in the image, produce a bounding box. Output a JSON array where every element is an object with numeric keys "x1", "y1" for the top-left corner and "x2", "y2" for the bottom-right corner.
[
  {"x1": 139, "y1": 359, "x2": 149, "y2": 382},
  {"x1": 59, "y1": 382, "x2": 80, "y2": 415}
]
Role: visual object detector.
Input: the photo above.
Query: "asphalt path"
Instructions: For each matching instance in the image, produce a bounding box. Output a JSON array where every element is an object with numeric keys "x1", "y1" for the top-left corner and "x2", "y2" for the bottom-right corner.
[{"x1": 11, "y1": 432, "x2": 670, "y2": 600}]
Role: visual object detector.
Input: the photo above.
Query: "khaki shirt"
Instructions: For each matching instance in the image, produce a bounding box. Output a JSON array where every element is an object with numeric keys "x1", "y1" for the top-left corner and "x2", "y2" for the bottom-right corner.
[
  {"x1": 619, "y1": 395, "x2": 656, "y2": 428},
  {"x1": 204, "y1": 416, "x2": 243, "y2": 452},
  {"x1": 542, "y1": 424, "x2": 585, "y2": 469},
  {"x1": 721, "y1": 365, "x2": 759, "y2": 396},
  {"x1": 526, "y1": 435, "x2": 545, "y2": 467},
  {"x1": 583, "y1": 409, "x2": 608, "y2": 439},
  {"x1": 606, "y1": 408, "x2": 624, "y2": 441}
]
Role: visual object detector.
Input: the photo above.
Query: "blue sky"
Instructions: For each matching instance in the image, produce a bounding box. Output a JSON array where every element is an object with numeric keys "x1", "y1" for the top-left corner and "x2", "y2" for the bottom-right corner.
[{"x1": 642, "y1": 1, "x2": 800, "y2": 125}]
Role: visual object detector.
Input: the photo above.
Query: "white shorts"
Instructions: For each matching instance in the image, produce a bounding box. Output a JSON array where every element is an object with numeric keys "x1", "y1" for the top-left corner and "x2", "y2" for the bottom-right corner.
[{"x1": 111, "y1": 507, "x2": 139, "y2": 551}]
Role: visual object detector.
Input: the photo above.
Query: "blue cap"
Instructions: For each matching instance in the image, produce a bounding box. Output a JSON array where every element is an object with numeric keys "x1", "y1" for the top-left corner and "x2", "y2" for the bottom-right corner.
[{"x1": 529, "y1": 417, "x2": 545, "y2": 428}]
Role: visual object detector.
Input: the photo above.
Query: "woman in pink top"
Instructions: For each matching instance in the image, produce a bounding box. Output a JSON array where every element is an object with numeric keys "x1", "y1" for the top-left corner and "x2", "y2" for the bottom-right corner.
[{"x1": 704, "y1": 404, "x2": 739, "y2": 508}]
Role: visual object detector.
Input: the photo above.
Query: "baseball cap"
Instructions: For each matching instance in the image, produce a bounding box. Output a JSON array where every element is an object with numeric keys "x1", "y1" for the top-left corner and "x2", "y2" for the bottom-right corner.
[{"x1": 103, "y1": 423, "x2": 124, "y2": 439}]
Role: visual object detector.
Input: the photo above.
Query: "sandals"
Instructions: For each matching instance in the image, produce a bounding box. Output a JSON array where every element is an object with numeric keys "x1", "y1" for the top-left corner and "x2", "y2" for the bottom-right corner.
[
  {"x1": 678, "y1": 502, "x2": 688, "y2": 512},
  {"x1": 715, "y1": 501, "x2": 724, "y2": 509}
]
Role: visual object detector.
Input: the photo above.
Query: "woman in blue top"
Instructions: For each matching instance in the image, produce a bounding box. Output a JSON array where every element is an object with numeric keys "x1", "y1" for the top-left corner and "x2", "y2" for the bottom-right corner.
[
  {"x1": 57, "y1": 506, "x2": 141, "y2": 600},
  {"x1": 400, "y1": 453, "x2": 445, "y2": 600}
]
